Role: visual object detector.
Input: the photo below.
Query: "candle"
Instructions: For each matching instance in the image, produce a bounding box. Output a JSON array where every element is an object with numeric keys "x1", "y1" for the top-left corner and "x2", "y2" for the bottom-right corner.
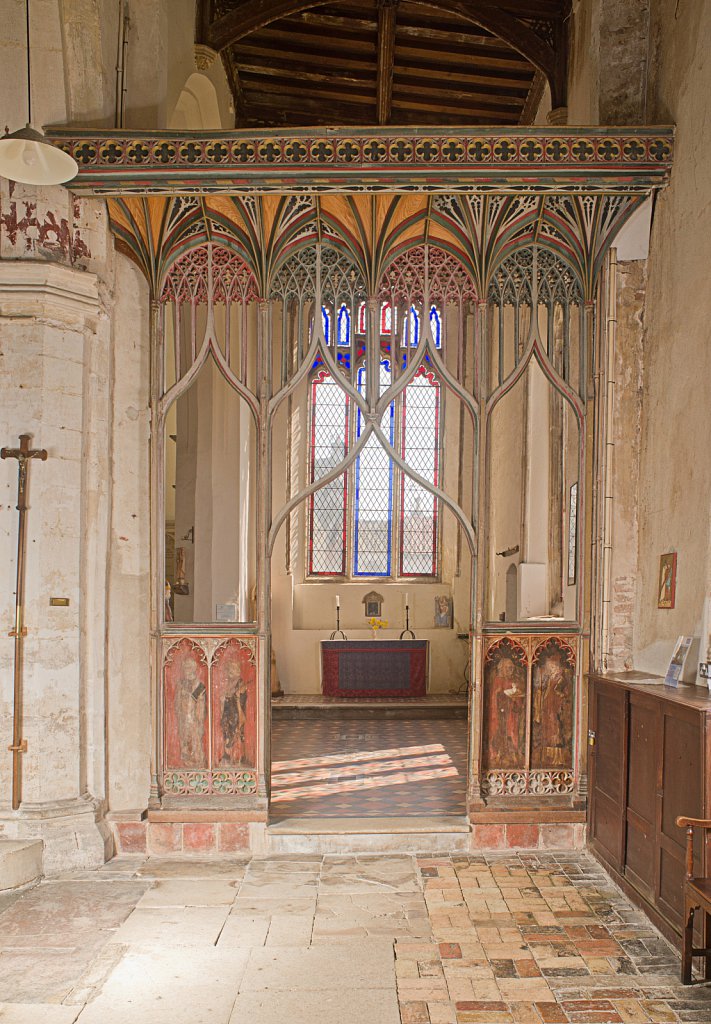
[
  {"x1": 336, "y1": 594, "x2": 340, "y2": 609},
  {"x1": 405, "y1": 592, "x2": 410, "y2": 607}
]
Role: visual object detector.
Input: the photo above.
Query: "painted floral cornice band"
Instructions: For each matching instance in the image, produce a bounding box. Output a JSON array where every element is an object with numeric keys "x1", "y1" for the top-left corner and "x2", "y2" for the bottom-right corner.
[{"x1": 49, "y1": 127, "x2": 674, "y2": 196}]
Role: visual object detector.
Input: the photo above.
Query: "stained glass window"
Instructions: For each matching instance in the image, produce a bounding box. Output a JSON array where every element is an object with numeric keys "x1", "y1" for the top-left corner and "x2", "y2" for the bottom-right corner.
[
  {"x1": 429, "y1": 305, "x2": 442, "y2": 347},
  {"x1": 400, "y1": 368, "x2": 440, "y2": 575},
  {"x1": 337, "y1": 304, "x2": 351, "y2": 346},
  {"x1": 321, "y1": 305, "x2": 331, "y2": 344},
  {"x1": 403, "y1": 305, "x2": 420, "y2": 347},
  {"x1": 381, "y1": 302, "x2": 392, "y2": 334},
  {"x1": 308, "y1": 370, "x2": 349, "y2": 575},
  {"x1": 358, "y1": 302, "x2": 366, "y2": 334},
  {"x1": 307, "y1": 319, "x2": 440, "y2": 579},
  {"x1": 354, "y1": 361, "x2": 394, "y2": 576}
]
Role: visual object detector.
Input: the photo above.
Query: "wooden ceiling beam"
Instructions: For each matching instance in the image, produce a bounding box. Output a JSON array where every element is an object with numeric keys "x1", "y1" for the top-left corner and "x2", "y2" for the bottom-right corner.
[
  {"x1": 212, "y1": 0, "x2": 568, "y2": 120},
  {"x1": 390, "y1": 107, "x2": 520, "y2": 125},
  {"x1": 207, "y1": 0, "x2": 336, "y2": 50},
  {"x1": 241, "y1": 75, "x2": 374, "y2": 105},
  {"x1": 376, "y1": 0, "x2": 398, "y2": 125},
  {"x1": 395, "y1": 65, "x2": 533, "y2": 91},
  {"x1": 233, "y1": 41, "x2": 377, "y2": 71},
  {"x1": 392, "y1": 76, "x2": 528, "y2": 106},
  {"x1": 246, "y1": 89, "x2": 373, "y2": 113},
  {"x1": 236, "y1": 59, "x2": 374, "y2": 85},
  {"x1": 390, "y1": 89, "x2": 525, "y2": 116},
  {"x1": 250, "y1": 24, "x2": 375, "y2": 52},
  {"x1": 422, "y1": 0, "x2": 566, "y2": 106},
  {"x1": 394, "y1": 39, "x2": 533, "y2": 68}
]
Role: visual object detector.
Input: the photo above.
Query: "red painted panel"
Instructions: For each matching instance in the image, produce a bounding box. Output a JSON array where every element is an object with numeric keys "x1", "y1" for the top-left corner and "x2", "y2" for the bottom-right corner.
[
  {"x1": 163, "y1": 638, "x2": 209, "y2": 770},
  {"x1": 211, "y1": 639, "x2": 257, "y2": 770}
]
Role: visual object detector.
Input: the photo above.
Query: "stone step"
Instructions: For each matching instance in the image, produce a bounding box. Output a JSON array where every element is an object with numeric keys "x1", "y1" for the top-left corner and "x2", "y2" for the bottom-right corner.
[
  {"x1": 265, "y1": 815, "x2": 472, "y2": 854},
  {"x1": 0, "y1": 839, "x2": 43, "y2": 891}
]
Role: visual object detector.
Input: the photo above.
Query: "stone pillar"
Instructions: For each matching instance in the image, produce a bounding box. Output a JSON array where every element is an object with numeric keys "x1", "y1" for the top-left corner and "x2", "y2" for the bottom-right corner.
[{"x1": 0, "y1": 259, "x2": 111, "y2": 871}]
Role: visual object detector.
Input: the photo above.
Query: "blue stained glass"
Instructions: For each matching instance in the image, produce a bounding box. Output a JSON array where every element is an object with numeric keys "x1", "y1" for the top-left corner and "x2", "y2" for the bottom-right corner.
[
  {"x1": 337, "y1": 304, "x2": 351, "y2": 346},
  {"x1": 321, "y1": 305, "x2": 330, "y2": 344},
  {"x1": 404, "y1": 305, "x2": 420, "y2": 346},
  {"x1": 308, "y1": 371, "x2": 348, "y2": 575},
  {"x1": 400, "y1": 369, "x2": 440, "y2": 575},
  {"x1": 429, "y1": 305, "x2": 442, "y2": 347},
  {"x1": 354, "y1": 361, "x2": 393, "y2": 576}
]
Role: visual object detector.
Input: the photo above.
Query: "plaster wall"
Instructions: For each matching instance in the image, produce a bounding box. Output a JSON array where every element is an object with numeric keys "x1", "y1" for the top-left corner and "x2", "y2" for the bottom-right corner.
[
  {"x1": 606, "y1": 259, "x2": 645, "y2": 672},
  {"x1": 632, "y1": 0, "x2": 711, "y2": 672},
  {"x1": 567, "y1": 0, "x2": 711, "y2": 675},
  {"x1": 0, "y1": 0, "x2": 233, "y2": 134}
]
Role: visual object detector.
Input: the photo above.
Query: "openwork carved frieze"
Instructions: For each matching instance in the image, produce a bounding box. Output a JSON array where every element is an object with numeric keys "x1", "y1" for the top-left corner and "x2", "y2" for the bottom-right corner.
[
  {"x1": 480, "y1": 633, "x2": 578, "y2": 801},
  {"x1": 482, "y1": 769, "x2": 575, "y2": 797},
  {"x1": 161, "y1": 635, "x2": 258, "y2": 798}
]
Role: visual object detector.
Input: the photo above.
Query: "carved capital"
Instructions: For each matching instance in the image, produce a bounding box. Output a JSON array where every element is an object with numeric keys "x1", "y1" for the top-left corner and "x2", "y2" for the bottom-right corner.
[
  {"x1": 547, "y1": 106, "x2": 569, "y2": 126},
  {"x1": 194, "y1": 43, "x2": 218, "y2": 71}
]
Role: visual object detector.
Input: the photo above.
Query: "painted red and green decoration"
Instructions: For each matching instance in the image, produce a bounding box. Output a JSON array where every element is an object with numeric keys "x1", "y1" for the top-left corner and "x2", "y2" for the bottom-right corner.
[{"x1": 308, "y1": 307, "x2": 441, "y2": 579}]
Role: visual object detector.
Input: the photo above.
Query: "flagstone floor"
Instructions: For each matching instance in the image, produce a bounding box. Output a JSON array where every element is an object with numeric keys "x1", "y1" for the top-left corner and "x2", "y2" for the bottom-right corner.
[{"x1": 0, "y1": 852, "x2": 708, "y2": 1024}]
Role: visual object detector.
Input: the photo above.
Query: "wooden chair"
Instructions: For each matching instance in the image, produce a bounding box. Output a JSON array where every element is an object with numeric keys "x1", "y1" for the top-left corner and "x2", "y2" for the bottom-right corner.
[{"x1": 676, "y1": 816, "x2": 711, "y2": 984}]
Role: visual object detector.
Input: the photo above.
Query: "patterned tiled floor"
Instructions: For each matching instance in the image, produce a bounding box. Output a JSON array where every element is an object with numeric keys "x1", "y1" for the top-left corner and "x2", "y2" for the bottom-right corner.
[
  {"x1": 0, "y1": 853, "x2": 707, "y2": 1023},
  {"x1": 399, "y1": 853, "x2": 709, "y2": 1023},
  {"x1": 271, "y1": 715, "x2": 469, "y2": 819}
]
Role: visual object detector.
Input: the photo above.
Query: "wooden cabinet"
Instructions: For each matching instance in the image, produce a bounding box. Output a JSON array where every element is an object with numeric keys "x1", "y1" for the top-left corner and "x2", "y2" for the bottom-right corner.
[{"x1": 588, "y1": 673, "x2": 711, "y2": 946}]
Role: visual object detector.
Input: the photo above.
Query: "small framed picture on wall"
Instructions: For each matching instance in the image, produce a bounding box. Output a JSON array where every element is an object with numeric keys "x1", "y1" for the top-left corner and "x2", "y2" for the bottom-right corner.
[{"x1": 658, "y1": 552, "x2": 677, "y2": 609}]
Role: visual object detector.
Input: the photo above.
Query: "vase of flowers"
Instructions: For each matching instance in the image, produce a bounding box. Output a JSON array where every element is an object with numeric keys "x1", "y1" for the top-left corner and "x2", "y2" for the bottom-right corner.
[{"x1": 368, "y1": 616, "x2": 388, "y2": 639}]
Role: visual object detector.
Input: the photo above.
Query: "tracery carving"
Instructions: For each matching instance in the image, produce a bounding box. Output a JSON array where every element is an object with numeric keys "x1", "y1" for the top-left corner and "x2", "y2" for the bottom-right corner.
[
  {"x1": 488, "y1": 247, "x2": 582, "y2": 308},
  {"x1": 270, "y1": 244, "x2": 366, "y2": 307},
  {"x1": 378, "y1": 245, "x2": 478, "y2": 306},
  {"x1": 160, "y1": 243, "x2": 259, "y2": 305}
]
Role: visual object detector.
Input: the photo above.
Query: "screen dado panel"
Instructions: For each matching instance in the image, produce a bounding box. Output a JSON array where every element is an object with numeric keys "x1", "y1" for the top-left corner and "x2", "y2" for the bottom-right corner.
[
  {"x1": 160, "y1": 633, "x2": 259, "y2": 798},
  {"x1": 480, "y1": 633, "x2": 579, "y2": 800}
]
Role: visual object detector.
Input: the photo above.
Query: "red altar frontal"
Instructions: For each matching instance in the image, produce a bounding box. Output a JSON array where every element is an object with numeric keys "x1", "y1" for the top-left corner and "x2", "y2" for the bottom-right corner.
[{"x1": 320, "y1": 639, "x2": 429, "y2": 698}]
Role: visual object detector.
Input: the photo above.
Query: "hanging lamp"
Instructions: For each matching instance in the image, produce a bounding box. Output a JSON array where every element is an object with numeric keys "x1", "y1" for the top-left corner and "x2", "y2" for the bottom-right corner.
[{"x1": 0, "y1": 0, "x2": 78, "y2": 186}]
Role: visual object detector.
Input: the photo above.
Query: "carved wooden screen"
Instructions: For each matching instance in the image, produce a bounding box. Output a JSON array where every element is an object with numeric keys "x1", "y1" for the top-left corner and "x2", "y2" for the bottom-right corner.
[{"x1": 481, "y1": 633, "x2": 578, "y2": 799}]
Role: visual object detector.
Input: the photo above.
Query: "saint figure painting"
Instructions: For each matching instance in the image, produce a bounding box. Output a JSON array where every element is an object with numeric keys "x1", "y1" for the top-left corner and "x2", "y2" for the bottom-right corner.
[
  {"x1": 211, "y1": 639, "x2": 257, "y2": 769},
  {"x1": 482, "y1": 639, "x2": 528, "y2": 769},
  {"x1": 530, "y1": 638, "x2": 575, "y2": 769},
  {"x1": 163, "y1": 639, "x2": 209, "y2": 770}
]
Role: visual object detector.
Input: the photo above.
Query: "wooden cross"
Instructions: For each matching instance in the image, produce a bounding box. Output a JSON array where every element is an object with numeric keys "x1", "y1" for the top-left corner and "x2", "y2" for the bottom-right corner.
[{"x1": 1, "y1": 434, "x2": 47, "y2": 809}]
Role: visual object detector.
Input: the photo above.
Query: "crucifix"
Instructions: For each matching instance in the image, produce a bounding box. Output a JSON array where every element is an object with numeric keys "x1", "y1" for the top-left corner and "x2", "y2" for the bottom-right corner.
[{"x1": 1, "y1": 434, "x2": 47, "y2": 810}]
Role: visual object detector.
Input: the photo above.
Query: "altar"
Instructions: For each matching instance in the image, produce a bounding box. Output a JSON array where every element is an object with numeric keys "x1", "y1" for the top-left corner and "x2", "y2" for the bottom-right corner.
[{"x1": 320, "y1": 639, "x2": 429, "y2": 698}]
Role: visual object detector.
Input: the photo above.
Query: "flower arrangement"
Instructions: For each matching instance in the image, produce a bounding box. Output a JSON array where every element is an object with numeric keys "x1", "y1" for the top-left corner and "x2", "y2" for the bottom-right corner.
[{"x1": 368, "y1": 616, "x2": 388, "y2": 638}]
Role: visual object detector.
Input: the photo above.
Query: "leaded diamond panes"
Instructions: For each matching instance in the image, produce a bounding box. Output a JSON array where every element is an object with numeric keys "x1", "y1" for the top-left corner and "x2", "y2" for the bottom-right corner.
[
  {"x1": 308, "y1": 370, "x2": 348, "y2": 574},
  {"x1": 307, "y1": 307, "x2": 441, "y2": 579},
  {"x1": 400, "y1": 368, "x2": 440, "y2": 575},
  {"x1": 354, "y1": 362, "x2": 393, "y2": 576}
]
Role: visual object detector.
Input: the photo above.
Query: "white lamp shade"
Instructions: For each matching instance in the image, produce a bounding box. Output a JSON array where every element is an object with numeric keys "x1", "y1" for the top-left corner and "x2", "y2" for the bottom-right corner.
[{"x1": 0, "y1": 125, "x2": 78, "y2": 186}]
